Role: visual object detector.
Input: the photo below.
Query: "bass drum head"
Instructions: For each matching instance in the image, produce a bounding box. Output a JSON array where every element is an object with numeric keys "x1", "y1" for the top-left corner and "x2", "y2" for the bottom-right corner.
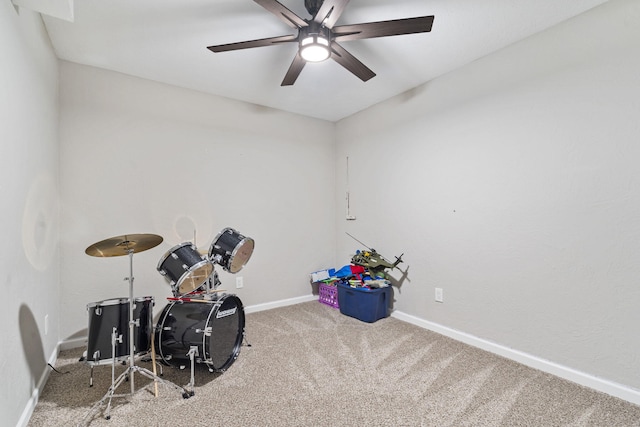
[
  {"x1": 155, "y1": 295, "x2": 245, "y2": 372},
  {"x1": 208, "y1": 295, "x2": 245, "y2": 370}
]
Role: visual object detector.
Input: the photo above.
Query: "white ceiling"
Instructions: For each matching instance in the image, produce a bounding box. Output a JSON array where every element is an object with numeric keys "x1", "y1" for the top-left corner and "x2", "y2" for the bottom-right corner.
[{"x1": 42, "y1": 0, "x2": 608, "y2": 122}]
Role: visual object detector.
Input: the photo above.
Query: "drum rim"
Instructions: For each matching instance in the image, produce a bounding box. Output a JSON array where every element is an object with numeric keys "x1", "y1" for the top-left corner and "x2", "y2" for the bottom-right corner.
[
  {"x1": 173, "y1": 259, "x2": 214, "y2": 295},
  {"x1": 87, "y1": 296, "x2": 155, "y2": 309},
  {"x1": 204, "y1": 294, "x2": 245, "y2": 370},
  {"x1": 227, "y1": 237, "x2": 254, "y2": 273},
  {"x1": 156, "y1": 241, "x2": 201, "y2": 270},
  {"x1": 208, "y1": 228, "x2": 254, "y2": 273},
  {"x1": 87, "y1": 297, "x2": 129, "y2": 309},
  {"x1": 155, "y1": 300, "x2": 174, "y2": 365}
]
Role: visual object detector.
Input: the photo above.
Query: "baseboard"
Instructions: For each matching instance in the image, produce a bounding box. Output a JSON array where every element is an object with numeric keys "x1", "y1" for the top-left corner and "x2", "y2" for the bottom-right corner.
[
  {"x1": 17, "y1": 342, "x2": 60, "y2": 427},
  {"x1": 244, "y1": 294, "x2": 317, "y2": 314},
  {"x1": 59, "y1": 336, "x2": 86, "y2": 350},
  {"x1": 391, "y1": 310, "x2": 640, "y2": 406}
]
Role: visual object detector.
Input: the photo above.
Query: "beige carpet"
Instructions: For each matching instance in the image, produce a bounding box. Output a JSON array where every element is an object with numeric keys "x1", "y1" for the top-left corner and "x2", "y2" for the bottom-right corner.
[{"x1": 29, "y1": 301, "x2": 640, "y2": 426}]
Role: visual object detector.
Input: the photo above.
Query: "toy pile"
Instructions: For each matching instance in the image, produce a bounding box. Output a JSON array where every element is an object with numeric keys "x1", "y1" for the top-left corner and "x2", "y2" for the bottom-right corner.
[{"x1": 311, "y1": 248, "x2": 404, "y2": 290}]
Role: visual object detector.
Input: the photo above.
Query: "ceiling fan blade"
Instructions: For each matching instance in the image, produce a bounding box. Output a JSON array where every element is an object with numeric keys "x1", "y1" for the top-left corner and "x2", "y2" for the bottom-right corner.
[
  {"x1": 313, "y1": 0, "x2": 350, "y2": 29},
  {"x1": 333, "y1": 16, "x2": 434, "y2": 42},
  {"x1": 281, "y1": 53, "x2": 306, "y2": 86},
  {"x1": 254, "y1": 0, "x2": 308, "y2": 29},
  {"x1": 330, "y1": 42, "x2": 375, "y2": 82},
  {"x1": 207, "y1": 34, "x2": 297, "y2": 53}
]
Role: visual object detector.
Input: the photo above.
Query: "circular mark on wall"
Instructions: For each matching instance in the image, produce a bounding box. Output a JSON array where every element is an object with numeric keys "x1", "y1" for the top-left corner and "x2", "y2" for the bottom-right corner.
[
  {"x1": 174, "y1": 215, "x2": 197, "y2": 242},
  {"x1": 22, "y1": 174, "x2": 58, "y2": 271}
]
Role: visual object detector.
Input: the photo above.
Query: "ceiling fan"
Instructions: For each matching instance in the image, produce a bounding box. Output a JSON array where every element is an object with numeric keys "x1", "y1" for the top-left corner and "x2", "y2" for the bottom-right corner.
[{"x1": 207, "y1": 0, "x2": 435, "y2": 86}]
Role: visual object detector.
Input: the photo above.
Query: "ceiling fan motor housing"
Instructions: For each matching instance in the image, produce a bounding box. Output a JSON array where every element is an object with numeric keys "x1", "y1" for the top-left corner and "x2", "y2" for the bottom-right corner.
[
  {"x1": 299, "y1": 23, "x2": 331, "y2": 62},
  {"x1": 304, "y1": 0, "x2": 323, "y2": 16}
]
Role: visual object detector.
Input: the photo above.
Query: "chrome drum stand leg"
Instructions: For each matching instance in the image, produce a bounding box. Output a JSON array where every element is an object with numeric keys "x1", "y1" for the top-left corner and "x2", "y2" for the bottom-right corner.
[
  {"x1": 186, "y1": 346, "x2": 198, "y2": 396},
  {"x1": 242, "y1": 330, "x2": 252, "y2": 348},
  {"x1": 104, "y1": 327, "x2": 123, "y2": 419}
]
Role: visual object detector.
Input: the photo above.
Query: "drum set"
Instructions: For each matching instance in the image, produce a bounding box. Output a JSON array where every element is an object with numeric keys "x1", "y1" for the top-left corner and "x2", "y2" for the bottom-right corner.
[{"x1": 82, "y1": 228, "x2": 254, "y2": 421}]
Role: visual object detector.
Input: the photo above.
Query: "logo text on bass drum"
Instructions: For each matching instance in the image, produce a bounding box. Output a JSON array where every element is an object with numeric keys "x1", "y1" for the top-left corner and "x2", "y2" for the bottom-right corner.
[{"x1": 217, "y1": 307, "x2": 237, "y2": 318}]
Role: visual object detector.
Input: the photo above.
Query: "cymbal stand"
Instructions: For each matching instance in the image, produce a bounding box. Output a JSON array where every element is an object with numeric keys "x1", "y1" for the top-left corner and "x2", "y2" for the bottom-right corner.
[{"x1": 82, "y1": 250, "x2": 190, "y2": 424}]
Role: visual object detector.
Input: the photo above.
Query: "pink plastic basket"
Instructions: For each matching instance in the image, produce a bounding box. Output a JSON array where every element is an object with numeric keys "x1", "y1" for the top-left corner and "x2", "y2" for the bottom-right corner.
[{"x1": 319, "y1": 282, "x2": 339, "y2": 309}]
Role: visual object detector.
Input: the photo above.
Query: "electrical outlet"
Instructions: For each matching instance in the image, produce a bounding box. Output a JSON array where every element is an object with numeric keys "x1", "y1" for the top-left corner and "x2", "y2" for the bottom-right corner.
[
  {"x1": 236, "y1": 277, "x2": 244, "y2": 289},
  {"x1": 435, "y1": 288, "x2": 443, "y2": 303},
  {"x1": 45, "y1": 314, "x2": 49, "y2": 335}
]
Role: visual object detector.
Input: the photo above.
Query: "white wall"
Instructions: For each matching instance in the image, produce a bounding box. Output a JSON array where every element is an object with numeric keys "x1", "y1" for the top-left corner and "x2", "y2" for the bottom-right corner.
[
  {"x1": 336, "y1": 0, "x2": 640, "y2": 394},
  {"x1": 58, "y1": 62, "x2": 336, "y2": 342},
  {"x1": 0, "y1": 3, "x2": 60, "y2": 426},
  {"x1": 6, "y1": 0, "x2": 640, "y2": 422}
]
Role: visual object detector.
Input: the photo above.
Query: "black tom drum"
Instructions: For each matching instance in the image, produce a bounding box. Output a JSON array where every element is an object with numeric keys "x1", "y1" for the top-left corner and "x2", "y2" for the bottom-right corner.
[
  {"x1": 208, "y1": 228, "x2": 254, "y2": 274},
  {"x1": 85, "y1": 296, "x2": 154, "y2": 365},
  {"x1": 157, "y1": 242, "x2": 213, "y2": 296},
  {"x1": 155, "y1": 294, "x2": 245, "y2": 372}
]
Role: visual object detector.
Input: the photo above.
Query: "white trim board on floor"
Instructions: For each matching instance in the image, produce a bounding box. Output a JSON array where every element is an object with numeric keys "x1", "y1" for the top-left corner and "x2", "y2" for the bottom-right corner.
[
  {"x1": 17, "y1": 343, "x2": 59, "y2": 427},
  {"x1": 391, "y1": 310, "x2": 640, "y2": 407},
  {"x1": 244, "y1": 294, "x2": 317, "y2": 314}
]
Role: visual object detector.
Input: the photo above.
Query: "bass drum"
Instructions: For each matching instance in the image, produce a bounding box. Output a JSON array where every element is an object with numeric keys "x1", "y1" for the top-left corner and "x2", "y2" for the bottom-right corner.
[
  {"x1": 155, "y1": 295, "x2": 245, "y2": 372},
  {"x1": 85, "y1": 296, "x2": 154, "y2": 366}
]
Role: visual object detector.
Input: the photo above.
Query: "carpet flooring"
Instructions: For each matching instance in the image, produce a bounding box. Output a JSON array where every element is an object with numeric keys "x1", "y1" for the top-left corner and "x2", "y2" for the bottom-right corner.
[{"x1": 28, "y1": 301, "x2": 640, "y2": 426}]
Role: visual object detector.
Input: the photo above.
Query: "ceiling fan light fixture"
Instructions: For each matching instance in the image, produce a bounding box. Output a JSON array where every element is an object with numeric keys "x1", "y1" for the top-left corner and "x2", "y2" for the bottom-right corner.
[
  {"x1": 207, "y1": 0, "x2": 435, "y2": 86},
  {"x1": 300, "y1": 34, "x2": 330, "y2": 62}
]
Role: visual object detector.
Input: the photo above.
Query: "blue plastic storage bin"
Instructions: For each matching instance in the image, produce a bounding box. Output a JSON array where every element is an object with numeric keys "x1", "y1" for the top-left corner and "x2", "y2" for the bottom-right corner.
[{"x1": 337, "y1": 282, "x2": 391, "y2": 323}]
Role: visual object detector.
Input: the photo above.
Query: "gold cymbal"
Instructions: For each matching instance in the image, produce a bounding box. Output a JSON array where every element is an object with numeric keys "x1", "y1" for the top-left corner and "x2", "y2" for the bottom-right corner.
[{"x1": 85, "y1": 233, "x2": 163, "y2": 257}]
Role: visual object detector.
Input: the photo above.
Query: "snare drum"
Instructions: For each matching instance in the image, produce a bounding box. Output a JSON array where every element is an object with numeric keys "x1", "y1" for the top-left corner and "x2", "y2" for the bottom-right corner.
[
  {"x1": 157, "y1": 242, "x2": 213, "y2": 296},
  {"x1": 155, "y1": 294, "x2": 245, "y2": 372},
  {"x1": 208, "y1": 228, "x2": 254, "y2": 273},
  {"x1": 85, "y1": 296, "x2": 154, "y2": 365}
]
